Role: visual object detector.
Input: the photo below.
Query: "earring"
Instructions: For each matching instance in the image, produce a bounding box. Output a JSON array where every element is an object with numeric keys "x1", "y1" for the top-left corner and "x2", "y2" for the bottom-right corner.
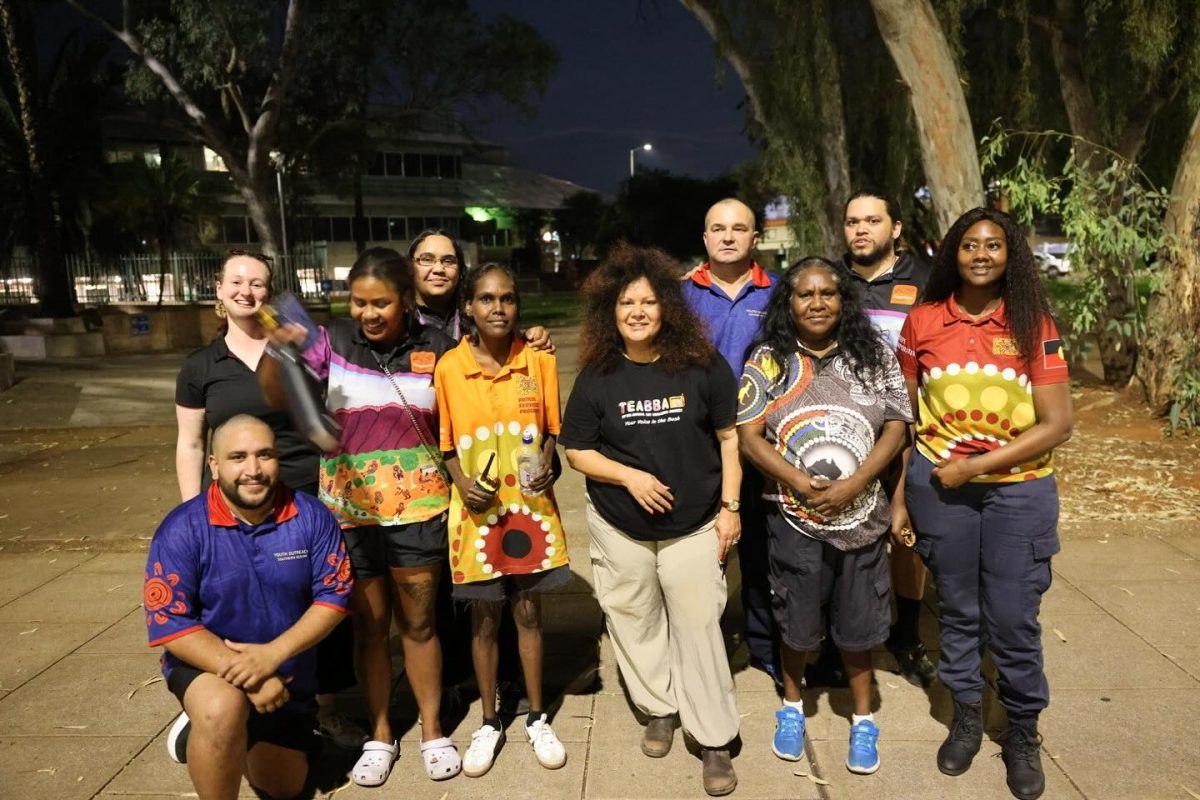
[{"x1": 215, "y1": 300, "x2": 227, "y2": 319}]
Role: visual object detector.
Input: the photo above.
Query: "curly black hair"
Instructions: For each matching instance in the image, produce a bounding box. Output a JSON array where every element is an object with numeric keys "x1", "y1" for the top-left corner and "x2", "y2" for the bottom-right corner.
[
  {"x1": 924, "y1": 207, "x2": 1055, "y2": 363},
  {"x1": 578, "y1": 241, "x2": 715, "y2": 374},
  {"x1": 751, "y1": 256, "x2": 890, "y2": 388}
]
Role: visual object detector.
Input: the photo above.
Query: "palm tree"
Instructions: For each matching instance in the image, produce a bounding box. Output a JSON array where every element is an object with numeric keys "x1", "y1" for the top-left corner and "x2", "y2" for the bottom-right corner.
[{"x1": 107, "y1": 155, "x2": 217, "y2": 305}]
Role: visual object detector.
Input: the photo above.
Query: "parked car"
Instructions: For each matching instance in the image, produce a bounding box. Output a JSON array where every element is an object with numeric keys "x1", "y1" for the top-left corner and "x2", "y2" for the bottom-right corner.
[{"x1": 1033, "y1": 241, "x2": 1072, "y2": 277}]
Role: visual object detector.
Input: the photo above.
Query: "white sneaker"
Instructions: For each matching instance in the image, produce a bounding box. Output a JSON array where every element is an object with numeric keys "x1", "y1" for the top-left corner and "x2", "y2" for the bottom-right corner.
[
  {"x1": 318, "y1": 711, "x2": 369, "y2": 749},
  {"x1": 463, "y1": 723, "x2": 506, "y2": 778},
  {"x1": 525, "y1": 714, "x2": 566, "y2": 769},
  {"x1": 166, "y1": 712, "x2": 190, "y2": 764}
]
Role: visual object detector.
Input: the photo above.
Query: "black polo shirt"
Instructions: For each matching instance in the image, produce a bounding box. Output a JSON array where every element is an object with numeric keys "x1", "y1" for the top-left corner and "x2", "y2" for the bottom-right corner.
[
  {"x1": 175, "y1": 337, "x2": 320, "y2": 494},
  {"x1": 842, "y1": 251, "x2": 931, "y2": 349}
]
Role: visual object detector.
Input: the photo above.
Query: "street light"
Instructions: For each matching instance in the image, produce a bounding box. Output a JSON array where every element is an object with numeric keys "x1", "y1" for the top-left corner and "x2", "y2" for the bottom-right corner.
[{"x1": 629, "y1": 142, "x2": 652, "y2": 177}]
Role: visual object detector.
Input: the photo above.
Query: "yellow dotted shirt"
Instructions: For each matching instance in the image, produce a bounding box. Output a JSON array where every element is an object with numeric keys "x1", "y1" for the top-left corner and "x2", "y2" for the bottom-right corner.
[
  {"x1": 434, "y1": 338, "x2": 568, "y2": 583},
  {"x1": 897, "y1": 298, "x2": 1069, "y2": 483}
]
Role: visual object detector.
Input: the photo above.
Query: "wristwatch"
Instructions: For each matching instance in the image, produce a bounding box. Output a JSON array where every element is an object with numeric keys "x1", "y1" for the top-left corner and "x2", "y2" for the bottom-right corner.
[{"x1": 721, "y1": 499, "x2": 741, "y2": 512}]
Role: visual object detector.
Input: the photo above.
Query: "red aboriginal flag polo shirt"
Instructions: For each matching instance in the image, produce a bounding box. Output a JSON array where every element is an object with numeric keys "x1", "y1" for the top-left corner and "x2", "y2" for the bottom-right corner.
[
  {"x1": 144, "y1": 484, "x2": 352, "y2": 712},
  {"x1": 897, "y1": 297, "x2": 1069, "y2": 483}
]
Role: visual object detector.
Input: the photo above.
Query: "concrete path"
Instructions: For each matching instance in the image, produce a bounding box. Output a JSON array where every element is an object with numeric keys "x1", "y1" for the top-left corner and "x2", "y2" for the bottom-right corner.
[{"x1": 1, "y1": 334, "x2": 1198, "y2": 799}]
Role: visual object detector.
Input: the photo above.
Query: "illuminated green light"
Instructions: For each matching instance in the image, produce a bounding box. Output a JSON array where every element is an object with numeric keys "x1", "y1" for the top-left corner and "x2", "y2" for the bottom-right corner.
[{"x1": 466, "y1": 206, "x2": 494, "y2": 222}]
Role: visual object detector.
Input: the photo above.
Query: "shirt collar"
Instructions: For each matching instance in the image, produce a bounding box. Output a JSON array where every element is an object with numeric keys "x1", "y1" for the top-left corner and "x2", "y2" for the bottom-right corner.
[
  {"x1": 941, "y1": 295, "x2": 1008, "y2": 327},
  {"x1": 690, "y1": 261, "x2": 773, "y2": 290},
  {"x1": 205, "y1": 481, "x2": 299, "y2": 528},
  {"x1": 842, "y1": 251, "x2": 916, "y2": 285},
  {"x1": 211, "y1": 337, "x2": 234, "y2": 361},
  {"x1": 461, "y1": 336, "x2": 529, "y2": 378},
  {"x1": 415, "y1": 305, "x2": 461, "y2": 338}
]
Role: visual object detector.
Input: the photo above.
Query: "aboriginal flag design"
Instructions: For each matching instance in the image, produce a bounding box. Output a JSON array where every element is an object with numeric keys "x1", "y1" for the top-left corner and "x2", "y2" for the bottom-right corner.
[{"x1": 1042, "y1": 339, "x2": 1067, "y2": 370}]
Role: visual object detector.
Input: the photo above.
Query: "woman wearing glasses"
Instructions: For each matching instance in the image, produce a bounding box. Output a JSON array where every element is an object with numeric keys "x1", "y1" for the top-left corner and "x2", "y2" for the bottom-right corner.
[
  {"x1": 408, "y1": 229, "x2": 554, "y2": 349},
  {"x1": 409, "y1": 230, "x2": 469, "y2": 340}
]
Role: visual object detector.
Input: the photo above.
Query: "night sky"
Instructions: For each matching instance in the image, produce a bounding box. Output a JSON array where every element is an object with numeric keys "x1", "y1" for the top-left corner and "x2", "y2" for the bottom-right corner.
[{"x1": 471, "y1": 0, "x2": 756, "y2": 196}]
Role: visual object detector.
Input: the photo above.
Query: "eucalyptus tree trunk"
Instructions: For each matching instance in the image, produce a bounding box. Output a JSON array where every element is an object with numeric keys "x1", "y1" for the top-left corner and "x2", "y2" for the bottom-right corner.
[
  {"x1": 868, "y1": 0, "x2": 984, "y2": 233},
  {"x1": 809, "y1": 0, "x2": 851, "y2": 257},
  {"x1": 1140, "y1": 109, "x2": 1200, "y2": 417}
]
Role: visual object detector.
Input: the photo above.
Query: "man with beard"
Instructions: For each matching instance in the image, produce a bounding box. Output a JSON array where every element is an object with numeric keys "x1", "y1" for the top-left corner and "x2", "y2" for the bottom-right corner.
[
  {"x1": 145, "y1": 415, "x2": 352, "y2": 799},
  {"x1": 682, "y1": 198, "x2": 781, "y2": 689},
  {"x1": 841, "y1": 191, "x2": 937, "y2": 688}
]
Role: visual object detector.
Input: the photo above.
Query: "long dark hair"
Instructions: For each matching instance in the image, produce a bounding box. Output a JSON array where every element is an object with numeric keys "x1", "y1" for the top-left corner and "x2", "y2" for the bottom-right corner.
[
  {"x1": 578, "y1": 242, "x2": 714, "y2": 374},
  {"x1": 924, "y1": 207, "x2": 1054, "y2": 363},
  {"x1": 408, "y1": 228, "x2": 467, "y2": 313},
  {"x1": 462, "y1": 262, "x2": 520, "y2": 336},
  {"x1": 347, "y1": 246, "x2": 415, "y2": 308},
  {"x1": 752, "y1": 256, "x2": 889, "y2": 387}
]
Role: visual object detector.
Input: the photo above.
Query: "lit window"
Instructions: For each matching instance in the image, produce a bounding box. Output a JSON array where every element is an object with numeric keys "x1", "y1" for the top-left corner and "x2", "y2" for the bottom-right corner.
[{"x1": 203, "y1": 147, "x2": 228, "y2": 172}]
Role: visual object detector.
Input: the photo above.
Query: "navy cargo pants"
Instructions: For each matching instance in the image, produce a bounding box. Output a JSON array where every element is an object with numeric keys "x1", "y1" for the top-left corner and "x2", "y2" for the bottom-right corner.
[{"x1": 905, "y1": 454, "x2": 1059, "y2": 717}]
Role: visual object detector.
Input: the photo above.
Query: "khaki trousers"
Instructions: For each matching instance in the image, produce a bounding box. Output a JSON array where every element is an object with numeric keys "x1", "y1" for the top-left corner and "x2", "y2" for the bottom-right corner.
[{"x1": 587, "y1": 497, "x2": 740, "y2": 747}]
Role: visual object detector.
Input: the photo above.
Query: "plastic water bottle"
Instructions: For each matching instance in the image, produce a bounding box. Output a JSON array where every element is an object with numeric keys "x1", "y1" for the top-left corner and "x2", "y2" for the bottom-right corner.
[{"x1": 516, "y1": 432, "x2": 544, "y2": 496}]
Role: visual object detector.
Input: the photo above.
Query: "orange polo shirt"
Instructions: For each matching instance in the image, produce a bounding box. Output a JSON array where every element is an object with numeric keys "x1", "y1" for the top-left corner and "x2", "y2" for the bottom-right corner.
[
  {"x1": 897, "y1": 297, "x2": 1069, "y2": 483},
  {"x1": 434, "y1": 337, "x2": 568, "y2": 584}
]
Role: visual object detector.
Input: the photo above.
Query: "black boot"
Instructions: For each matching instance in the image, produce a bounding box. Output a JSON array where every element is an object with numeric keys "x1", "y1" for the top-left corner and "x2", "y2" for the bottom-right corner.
[
  {"x1": 1000, "y1": 720, "x2": 1045, "y2": 800},
  {"x1": 937, "y1": 699, "x2": 983, "y2": 776}
]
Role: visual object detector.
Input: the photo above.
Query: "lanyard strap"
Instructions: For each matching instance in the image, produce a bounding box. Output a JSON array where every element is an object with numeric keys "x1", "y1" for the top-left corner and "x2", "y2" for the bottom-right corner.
[{"x1": 370, "y1": 349, "x2": 446, "y2": 475}]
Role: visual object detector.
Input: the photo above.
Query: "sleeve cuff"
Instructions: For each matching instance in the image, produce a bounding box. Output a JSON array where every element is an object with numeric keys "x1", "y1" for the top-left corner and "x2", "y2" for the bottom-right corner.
[{"x1": 148, "y1": 624, "x2": 206, "y2": 648}]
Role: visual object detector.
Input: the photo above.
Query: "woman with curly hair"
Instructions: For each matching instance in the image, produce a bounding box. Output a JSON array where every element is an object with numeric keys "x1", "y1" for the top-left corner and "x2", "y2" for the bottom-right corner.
[
  {"x1": 898, "y1": 208, "x2": 1072, "y2": 800},
  {"x1": 737, "y1": 257, "x2": 912, "y2": 777},
  {"x1": 559, "y1": 243, "x2": 742, "y2": 797}
]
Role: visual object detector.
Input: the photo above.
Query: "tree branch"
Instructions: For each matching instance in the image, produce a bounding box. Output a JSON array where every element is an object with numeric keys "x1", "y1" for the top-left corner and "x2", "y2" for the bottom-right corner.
[
  {"x1": 678, "y1": 0, "x2": 772, "y2": 137},
  {"x1": 64, "y1": 0, "x2": 246, "y2": 184},
  {"x1": 247, "y1": 0, "x2": 301, "y2": 155}
]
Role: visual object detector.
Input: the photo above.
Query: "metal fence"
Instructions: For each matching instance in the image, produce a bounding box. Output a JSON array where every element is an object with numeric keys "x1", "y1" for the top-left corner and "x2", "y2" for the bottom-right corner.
[{"x1": 0, "y1": 252, "x2": 328, "y2": 305}]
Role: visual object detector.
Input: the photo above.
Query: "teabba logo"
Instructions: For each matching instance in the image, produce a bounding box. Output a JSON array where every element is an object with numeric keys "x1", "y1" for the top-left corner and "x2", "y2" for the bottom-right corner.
[
  {"x1": 620, "y1": 397, "x2": 672, "y2": 414},
  {"x1": 618, "y1": 395, "x2": 686, "y2": 420}
]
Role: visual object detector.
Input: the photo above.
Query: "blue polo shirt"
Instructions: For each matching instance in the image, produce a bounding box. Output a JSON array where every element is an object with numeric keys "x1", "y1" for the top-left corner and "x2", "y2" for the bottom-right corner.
[
  {"x1": 682, "y1": 262, "x2": 777, "y2": 379},
  {"x1": 144, "y1": 483, "x2": 352, "y2": 713}
]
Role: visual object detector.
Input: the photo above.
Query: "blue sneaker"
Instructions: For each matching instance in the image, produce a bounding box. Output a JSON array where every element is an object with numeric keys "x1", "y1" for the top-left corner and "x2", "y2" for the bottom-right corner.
[
  {"x1": 772, "y1": 707, "x2": 805, "y2": 761},
  {"x1": 846, "y1": 719, "x2": 880, "y2": 774}
]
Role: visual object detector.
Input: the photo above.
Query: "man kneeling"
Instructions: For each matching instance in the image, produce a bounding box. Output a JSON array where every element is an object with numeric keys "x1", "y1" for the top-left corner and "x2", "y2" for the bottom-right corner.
[{"x1": 144, "y1": 415, "x2": 353, "y2": 799}]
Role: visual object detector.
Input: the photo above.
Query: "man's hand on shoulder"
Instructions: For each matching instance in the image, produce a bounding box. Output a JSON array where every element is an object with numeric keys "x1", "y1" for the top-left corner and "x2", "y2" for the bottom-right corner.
[
  {"x1": 245, "y1": 674, "x2": 292, "y2": 714},
  {"x1": 219, "y1": 640, "x2": 285, "y2": 689}
]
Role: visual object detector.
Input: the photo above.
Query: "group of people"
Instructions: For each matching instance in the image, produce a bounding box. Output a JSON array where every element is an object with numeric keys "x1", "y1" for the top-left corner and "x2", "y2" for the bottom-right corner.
[{"x1": 146, "y1": 192, "x2": 1071, "y2": 800}]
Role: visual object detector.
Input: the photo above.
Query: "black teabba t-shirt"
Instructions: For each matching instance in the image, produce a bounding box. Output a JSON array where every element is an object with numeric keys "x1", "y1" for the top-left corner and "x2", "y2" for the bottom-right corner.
[{"x1": 558, "y1": 354, "x2": 736, "y2": 541}]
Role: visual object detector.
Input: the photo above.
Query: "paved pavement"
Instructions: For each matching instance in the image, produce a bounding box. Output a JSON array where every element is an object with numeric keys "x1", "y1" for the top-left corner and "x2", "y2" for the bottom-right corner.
[{"x1": 1, "y1": 332, "x2": 1198, "y2": 799}]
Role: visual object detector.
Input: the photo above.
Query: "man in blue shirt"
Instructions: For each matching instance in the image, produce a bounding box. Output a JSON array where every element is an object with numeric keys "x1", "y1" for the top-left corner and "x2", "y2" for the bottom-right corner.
[
  {"x1": 145, "y1": 415, "x2": 352, "y2": 800},
  {"x1": 682, "y1": 198, "x2": 780, "y2": 686}
]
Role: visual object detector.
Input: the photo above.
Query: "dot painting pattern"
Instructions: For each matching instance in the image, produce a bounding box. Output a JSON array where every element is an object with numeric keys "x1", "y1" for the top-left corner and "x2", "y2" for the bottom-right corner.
[
  {"x1": 448, "y1": 418, "x2": 568, "y2": 584},
  {"x1": 917, "y1": 361, "x2": 1052, "y2": 482}
]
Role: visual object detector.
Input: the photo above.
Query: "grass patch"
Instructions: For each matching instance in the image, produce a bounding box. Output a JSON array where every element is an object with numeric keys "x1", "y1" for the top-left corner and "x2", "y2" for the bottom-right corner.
[{"x1": 520, "y1": 291, "x2": 583, "y2": 329}]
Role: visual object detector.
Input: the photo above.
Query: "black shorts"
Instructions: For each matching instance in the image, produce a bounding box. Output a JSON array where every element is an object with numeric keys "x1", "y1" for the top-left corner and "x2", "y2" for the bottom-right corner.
[
  {"x1": 451, "y1": 564, "x2": 573, "y2": 603},
  {"x1": 765, "y1": 510, "x2": 891, "y2": 653},
  {"x1": 342, "y1": 514, "x2": 448, "y2": 578},
  {"x1": 166, "y1": 664, "x2": 318, "y2": 754}
]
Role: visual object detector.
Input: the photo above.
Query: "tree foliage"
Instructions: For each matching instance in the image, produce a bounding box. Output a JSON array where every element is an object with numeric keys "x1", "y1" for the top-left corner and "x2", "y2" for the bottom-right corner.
[
  {"x1": 599, "y1": 169, "x2": 738, "y2": 264},
  {"x1": 981, "y1": 125, "x2": 1172, "y2": 367},
  {"x1": 67, "y1": 0, "x2": 560, "y2": 255}
]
